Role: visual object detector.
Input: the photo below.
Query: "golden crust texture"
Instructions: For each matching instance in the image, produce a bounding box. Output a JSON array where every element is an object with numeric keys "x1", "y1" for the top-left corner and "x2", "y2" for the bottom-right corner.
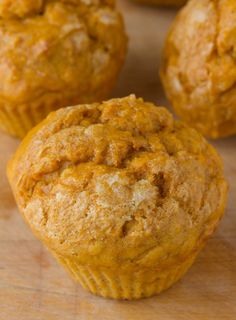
[
  {"x1": 0, "y1": 0, "x2": 43, "y2": 18},
  {"x1": 133, "y1": 0, "x2": 186, "y2": 7},
  {"x1": 8, "y1": 95, "x2": 227, "y2": 299},
  {"x1": 161, "y1": 0, "x2": 236, "y2": 138},
  {"x1": 0, "y1": 0, "x2": 127, "y2": 138}
]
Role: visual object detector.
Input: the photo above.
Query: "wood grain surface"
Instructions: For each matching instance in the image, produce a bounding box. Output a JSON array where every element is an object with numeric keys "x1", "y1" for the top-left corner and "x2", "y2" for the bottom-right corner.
[{"x1": 0, "y1": 1, "x2": 236, "y2": 319}]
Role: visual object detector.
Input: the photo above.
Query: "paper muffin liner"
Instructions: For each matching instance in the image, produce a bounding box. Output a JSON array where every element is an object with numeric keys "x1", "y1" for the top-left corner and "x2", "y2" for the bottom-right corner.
[
  {"x1": 55, "y1": 253, "x2": 196, "y2": 300},
  {"x1": 0, "y1": 97, "x2": 63, "y2": 139}
]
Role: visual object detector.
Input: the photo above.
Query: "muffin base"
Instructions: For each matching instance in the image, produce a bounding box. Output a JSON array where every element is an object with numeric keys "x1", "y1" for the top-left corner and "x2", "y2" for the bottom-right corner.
[
  {"x1": 0, "y1": 97, "x2": 61, "y2": 139},
  {"x1": 55, "y1": 253, "x2": 197, "y2": 300},
  {"x1": 0, "y1": 68, "x2": 124, "y2": 139}
]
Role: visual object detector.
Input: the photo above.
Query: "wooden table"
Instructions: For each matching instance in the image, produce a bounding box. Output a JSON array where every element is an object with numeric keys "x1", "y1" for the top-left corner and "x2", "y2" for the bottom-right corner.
[{"x1": 0, "y1": 1, "x2": 235, "y2": 319}]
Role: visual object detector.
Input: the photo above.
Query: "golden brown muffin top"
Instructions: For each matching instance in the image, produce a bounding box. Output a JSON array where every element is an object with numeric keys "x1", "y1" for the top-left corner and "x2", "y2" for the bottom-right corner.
[
  {"x1": 8, "y1": 96, "x2": 228, "y2": 269},
  {"x1": 161, "y1": 0, "x2": 236, "y2": 137},
  {"x1": 163, "y1": 0, "x2": 236, "y2": 98},
  {"x1": 0, "y1": 0, "x2": 43, "y2": 18},
  {"x1": 0, "y1": 0, "x2": 114, "y2": 18},
  {"x1": 0, "y1": 0, "x2": 126, "y2": 106}
]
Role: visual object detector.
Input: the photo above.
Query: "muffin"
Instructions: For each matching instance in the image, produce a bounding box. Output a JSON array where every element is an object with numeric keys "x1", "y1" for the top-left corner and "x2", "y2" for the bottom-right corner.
[
  {"x1": 133, "y1": 0, "x2": 186, "y2": 6},
  {"x1": 161, "y1": 0, "x2": 236, "y2": 138},
  {"x1": 0, "y1": 0, "x2": 127, "y2": 138},
  {"x1": 8, "y1": 95, "x2": 228, "y2": 300}
]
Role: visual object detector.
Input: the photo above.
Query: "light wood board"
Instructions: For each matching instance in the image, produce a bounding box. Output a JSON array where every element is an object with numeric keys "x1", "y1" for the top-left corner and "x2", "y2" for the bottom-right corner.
[{"x1": 0, "y1": 1, "x2": 236, "y2": 319}]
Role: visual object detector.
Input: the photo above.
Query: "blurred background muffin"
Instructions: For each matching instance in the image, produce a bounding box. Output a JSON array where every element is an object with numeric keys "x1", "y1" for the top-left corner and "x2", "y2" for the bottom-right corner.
[
  {"x1": 8, "y1": 95, "x2": 228, "y2": 300},
  {"x1": 0, "y1": 0, "x2": 127, "y2": 138},
  {"x1": 161, "y1": 0, "x2": 236, "y2": 138}
]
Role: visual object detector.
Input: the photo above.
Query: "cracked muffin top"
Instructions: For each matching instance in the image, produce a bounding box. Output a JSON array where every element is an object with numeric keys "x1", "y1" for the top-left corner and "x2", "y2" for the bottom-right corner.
[
  {"x1": 0, "y1": 0, "x2": 126, "y2": 106},
  {"x1": 8, "y1": 95, "x2": 228, "y2": 269},
  {"x1": 0, "y1": 0, "x2": 113, "y2": 18},
  {"x1": 0, "y1": 0, "x2": 43, "y2": 18},
  {"x1": 161, "y1": 0, "x2": 236, "y2": 138}
]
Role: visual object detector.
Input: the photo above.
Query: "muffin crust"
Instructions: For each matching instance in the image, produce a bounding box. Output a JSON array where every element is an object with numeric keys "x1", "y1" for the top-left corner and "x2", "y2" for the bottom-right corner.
[
  {"x1": 0, "y1": 0, "x2": 127, "y2": 137},
  {"x1": 8, "y1": 95, "x2": 228, "y2": 271},
  {"x1": 161, "y1": 0, "x2": 236, "y2": 138},
  {"x1": 0, "y1": 0, "x2": 43, "y2": 18}
]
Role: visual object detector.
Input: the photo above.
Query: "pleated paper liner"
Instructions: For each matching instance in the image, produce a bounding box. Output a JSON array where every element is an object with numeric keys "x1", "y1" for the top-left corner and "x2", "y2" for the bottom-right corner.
[
  {"x1": 0, "y1": 94, "x2": 79, "y2": 139},
  {"x1": 55, "y1": 253, "x2": 197, "y2": 300}
]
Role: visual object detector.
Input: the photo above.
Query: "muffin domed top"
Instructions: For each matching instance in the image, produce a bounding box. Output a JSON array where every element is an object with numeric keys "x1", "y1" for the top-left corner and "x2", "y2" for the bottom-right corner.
[
  {"x1": 161, "y1": 0, "x2": 236, "y2": 137},
  {"x1": 0, "y1": 0, "x2": 113, "y2": 18},
  {"x1": 162, "y1": 0, "x2": 236, "y2": 99},
  {"x1": 8, "y1": 95, "x2": 227, "y2": 268},
  {"x1": 0, "y1": 0, "x2": 126, "y2": 106},
  {"x1": 0, "y1": 0, "x2": 43, "y2": 18}
]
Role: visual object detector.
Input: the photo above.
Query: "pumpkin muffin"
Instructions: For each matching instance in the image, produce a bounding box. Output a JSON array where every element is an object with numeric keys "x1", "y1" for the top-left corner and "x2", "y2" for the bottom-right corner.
[
  {"x1": 0, "y1": 0, "x2": 127, "y2": 138},
  {"x1": 133, "y1": 0, "x2": 186, "y2": 7},
  {"x1": 161, "y1": 0, "x2": 236, "y2": 138},
  {"x1": 8, "y1": 95, "x2": 228, "y2": 299}
]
